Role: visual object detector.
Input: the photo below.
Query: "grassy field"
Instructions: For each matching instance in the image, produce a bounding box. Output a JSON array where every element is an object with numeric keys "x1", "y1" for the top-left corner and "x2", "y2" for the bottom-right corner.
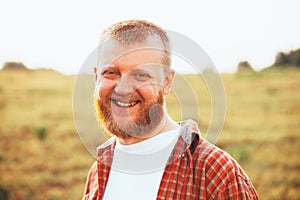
[{"x1": 0, "y1": 67, "x2": 299, "y2": 199}]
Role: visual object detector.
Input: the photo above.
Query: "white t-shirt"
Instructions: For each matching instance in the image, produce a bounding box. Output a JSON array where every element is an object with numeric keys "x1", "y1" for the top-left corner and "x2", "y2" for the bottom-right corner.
[{"x1": 103, "y1": 128, "x2": 180, "y2": 200}]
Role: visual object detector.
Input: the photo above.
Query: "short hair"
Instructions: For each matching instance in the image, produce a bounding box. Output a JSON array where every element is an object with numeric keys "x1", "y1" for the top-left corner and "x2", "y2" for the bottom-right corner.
[{"x1": 100, "y1": 19, "x2": 171, "y2": 67}]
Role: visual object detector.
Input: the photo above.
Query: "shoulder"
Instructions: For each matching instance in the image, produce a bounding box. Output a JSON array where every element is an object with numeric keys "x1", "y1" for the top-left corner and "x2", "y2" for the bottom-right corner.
[
  {"x1": 195, "y1": 139, "x2": 241, "y2": 172},
  {"x1": 87, "y1": 161, "x2": 98, "y2": 179},
  {"x1": 82, "y1": 161, "x2": 98, "y2": 200},
  {"x1": 193, "y1": 139, "x2": 259, "y2": 199},
  {"x1": 193, "y1": 138, "x2": 242, "y2": 179}
]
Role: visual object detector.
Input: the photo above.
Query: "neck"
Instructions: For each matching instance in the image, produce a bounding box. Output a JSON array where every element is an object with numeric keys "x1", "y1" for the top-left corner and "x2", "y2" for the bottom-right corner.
[{"x1": 117, "y1": 114, "x2": 179, "y2": 145}]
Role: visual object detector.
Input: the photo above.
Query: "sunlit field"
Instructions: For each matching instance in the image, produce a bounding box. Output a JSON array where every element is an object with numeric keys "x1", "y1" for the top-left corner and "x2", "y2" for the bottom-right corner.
[{"x1": 0, "y1": 67, "x2": 299, "y2": 199}]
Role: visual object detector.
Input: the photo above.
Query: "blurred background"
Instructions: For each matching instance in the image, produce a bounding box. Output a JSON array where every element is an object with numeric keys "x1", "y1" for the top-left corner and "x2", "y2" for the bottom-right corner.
[{"x1": 0, "y1": 0, "x2": 299, "y2": 199}]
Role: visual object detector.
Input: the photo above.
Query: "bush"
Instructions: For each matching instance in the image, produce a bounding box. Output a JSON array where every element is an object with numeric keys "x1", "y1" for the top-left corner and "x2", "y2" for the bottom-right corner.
[
  {"x1": 35, "y1": 127, "x2": 47, "y2": 140},
  {"x1": 274, "y1": 49, "x2": 300, "y2": 67},
  {"x1": 274, "y1": 52, "x2": 289, "y2": 66},
  {"x1": 1, "y1": 62, "x2": 28, "y2": 71},
  {"x1": 237, "y1": 61, "x2": 255, "y2": 73},
  {"x1": 289, "y1": 49, "x2": 300, "y2": 66}
]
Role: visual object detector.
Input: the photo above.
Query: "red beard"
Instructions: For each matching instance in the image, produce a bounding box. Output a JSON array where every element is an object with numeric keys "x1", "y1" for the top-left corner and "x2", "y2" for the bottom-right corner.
[{"x1": 95, "y1": 91, "x2": 165, "y2": 140}]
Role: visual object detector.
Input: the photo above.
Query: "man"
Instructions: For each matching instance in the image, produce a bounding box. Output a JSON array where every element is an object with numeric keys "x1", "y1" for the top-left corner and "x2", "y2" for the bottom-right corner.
[{"x1": 83, "y1": 19, "x2": 259, "y2": 199}]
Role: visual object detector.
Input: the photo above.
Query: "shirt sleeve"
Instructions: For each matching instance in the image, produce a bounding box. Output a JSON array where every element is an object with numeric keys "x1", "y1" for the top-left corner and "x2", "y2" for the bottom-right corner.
[
  {"x1": 199, "y1": 140, "x2": 259, "y2": 200},
  {"x1": 82, "y1": 161, "x2": 99, "y2": 200},
  {"x1": 218, "y1": 174, "x2": 259, "y2": 200}
]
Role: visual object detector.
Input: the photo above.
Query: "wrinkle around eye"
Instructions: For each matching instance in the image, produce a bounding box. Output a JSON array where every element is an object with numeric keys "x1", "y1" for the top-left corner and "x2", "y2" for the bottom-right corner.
[
  {"x1": 101, "y1": 69, "x2": 120, "y2": 78},
  {"x1": 132, "y1": 72, "x2": 152, "y2": 81}
]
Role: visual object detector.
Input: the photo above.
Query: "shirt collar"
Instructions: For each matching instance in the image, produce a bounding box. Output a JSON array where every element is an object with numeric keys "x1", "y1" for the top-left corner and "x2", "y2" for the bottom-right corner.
[{"x1": 96, "y1": 119, "x2": 200, "y2": 167}]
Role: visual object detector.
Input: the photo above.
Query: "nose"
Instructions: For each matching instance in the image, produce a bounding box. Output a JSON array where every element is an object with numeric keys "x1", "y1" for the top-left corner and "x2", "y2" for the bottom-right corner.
[{"x1": 114, "y1": 75, "x2": 135, "y2": 96}]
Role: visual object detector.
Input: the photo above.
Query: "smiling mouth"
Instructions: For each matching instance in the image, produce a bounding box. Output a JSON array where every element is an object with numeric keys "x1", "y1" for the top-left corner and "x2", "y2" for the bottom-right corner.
[{"x1": 112, "y1": 99, "x2": 140, "y2": 108}]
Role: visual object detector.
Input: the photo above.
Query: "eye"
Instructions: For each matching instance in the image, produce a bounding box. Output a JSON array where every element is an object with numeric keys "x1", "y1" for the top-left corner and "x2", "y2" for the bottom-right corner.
[
  {"x1": 133, "y1": 72, "x2": 151, "y2": 81},
  {"x1": 101, "y1": 70, "x2": 120, "y2": 79}
]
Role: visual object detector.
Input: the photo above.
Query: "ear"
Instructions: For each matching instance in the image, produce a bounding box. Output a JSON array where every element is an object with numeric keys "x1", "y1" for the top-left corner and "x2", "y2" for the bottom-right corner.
[
  {"x1": 163, "y1": 69, "x2": 175, "y2": 95},
  {"x1": 93, "y1": 67, "x2": 98, "y2": 82}
]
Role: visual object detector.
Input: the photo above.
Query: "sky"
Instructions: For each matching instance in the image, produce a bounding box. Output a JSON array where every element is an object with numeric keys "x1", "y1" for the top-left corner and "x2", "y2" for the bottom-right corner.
[{"x1": 0, "y1": 0, "x2": 299, "y2": 74}]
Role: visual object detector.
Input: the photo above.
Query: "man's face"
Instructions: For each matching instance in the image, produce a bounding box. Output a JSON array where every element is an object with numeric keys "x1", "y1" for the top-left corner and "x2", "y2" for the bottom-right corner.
[{"x1": 95, "y1": 39, "x2": 173, "y2": 140}]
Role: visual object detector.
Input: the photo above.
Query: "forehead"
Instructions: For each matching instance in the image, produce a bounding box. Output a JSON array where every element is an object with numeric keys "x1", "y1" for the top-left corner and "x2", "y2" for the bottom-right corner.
[{"x1": 98, "y1": 38, "x2": 165, "y2": 68}]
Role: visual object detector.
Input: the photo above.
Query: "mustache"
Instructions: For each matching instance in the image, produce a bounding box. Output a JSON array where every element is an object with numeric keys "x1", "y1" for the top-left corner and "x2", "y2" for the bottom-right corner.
[{"x1": 110, "y1": 92, "x2": 143, "y2": 103}]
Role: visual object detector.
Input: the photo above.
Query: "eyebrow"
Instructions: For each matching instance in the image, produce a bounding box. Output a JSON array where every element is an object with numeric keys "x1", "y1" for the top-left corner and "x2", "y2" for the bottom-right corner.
[
  {"x1": 130, "y1": 67, "x2": 150, "y2": 72},
  {"x1": 131, "y1": 66, "x2": 159, "y2": 75},
  {"x1": 101, "y1": 64, "x2": 118, "y2": 71}
]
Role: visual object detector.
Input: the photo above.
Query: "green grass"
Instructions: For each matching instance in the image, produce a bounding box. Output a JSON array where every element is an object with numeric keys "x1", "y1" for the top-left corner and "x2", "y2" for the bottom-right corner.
[
  {"x1": 0, "y1": 67, "x2": 299, "y2": 199},
  {"x1": 0, "y1": 70, "x2": 94, "y2": 199}
]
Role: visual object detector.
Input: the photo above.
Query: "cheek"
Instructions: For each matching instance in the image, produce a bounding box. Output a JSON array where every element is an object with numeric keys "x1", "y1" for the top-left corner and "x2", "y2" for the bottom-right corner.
[
  {"x1": 138, "y1": 85, "x2": 162, "y2": 100},
  {"x1": 96, "y1": 80, "x2": 115, "y2": 99}
]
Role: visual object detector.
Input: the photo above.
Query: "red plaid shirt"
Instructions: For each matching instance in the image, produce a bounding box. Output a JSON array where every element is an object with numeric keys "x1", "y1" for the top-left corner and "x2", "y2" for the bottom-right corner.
[{"x1": 83, "y1": 120, "x2": 259, "y2": 199}]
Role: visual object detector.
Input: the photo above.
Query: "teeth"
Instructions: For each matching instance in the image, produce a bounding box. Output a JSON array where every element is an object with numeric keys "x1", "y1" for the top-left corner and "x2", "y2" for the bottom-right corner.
[{"x1": 114, "y1": 100, "x2": 138, "y2": 107}]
